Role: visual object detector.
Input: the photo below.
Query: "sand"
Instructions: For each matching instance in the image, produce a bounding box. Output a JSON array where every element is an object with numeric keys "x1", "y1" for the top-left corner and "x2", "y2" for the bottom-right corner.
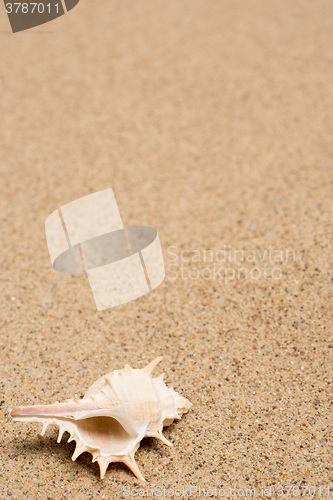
[{"x1": 0, "y1": 0, "x2": 332, "y2": 498}]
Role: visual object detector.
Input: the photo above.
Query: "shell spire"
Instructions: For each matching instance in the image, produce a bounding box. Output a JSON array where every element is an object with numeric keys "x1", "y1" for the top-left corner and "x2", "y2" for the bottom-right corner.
[{"x1": 10, "y1": 357, "x2": 191, "y2": 481}]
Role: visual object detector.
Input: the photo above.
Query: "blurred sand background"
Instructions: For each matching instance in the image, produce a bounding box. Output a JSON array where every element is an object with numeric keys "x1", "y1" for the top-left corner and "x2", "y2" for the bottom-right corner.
[{"x1": 0, "y1": 0, "x2": 332, "y2": 498}]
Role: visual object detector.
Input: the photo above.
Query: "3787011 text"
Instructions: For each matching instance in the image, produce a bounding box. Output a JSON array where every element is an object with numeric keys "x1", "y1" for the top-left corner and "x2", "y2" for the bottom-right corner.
[{"x1": 5, "y1": 2, "x2": 61, "y2": 14}]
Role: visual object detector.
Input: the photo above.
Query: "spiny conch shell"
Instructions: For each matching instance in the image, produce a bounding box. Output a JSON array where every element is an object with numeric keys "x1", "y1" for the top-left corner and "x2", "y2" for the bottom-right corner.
[{"x1": 10, "y1": 357, "x2": 191, "y2": 482}]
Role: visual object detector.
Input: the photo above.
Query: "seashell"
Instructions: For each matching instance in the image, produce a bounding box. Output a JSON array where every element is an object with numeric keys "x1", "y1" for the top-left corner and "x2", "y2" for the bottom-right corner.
[{"x1": 10, "y1": 357, "x2": 191, "y2": 481}]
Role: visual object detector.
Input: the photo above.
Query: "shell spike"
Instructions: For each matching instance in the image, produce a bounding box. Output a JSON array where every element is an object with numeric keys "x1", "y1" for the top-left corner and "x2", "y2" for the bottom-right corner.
[
  {"x1": 57, "y1": 427, "x2": 65, "y2": 443},
  {"x1": 154, "y1": 430, "x2": 173, "y2": 447},
  {"x1": 123, "y1": 455, "x2": 146, "y2": 482},
  {"x1": 72, "y1": 443, "x2": 85, "y2": 461},
  {"x1": 40, "y1": 422, "x2": 49, "y2": 436},
  {"x1": 142, "y1": 356, "x2": 163, "y2": 376},
  {"x1": 97, "y1": 457, "x2": 109, "y2": 480}
]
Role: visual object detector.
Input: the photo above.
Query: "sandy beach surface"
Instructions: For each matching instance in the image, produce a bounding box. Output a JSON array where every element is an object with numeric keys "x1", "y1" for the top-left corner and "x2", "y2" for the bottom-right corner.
[{"x1": 0, "y1": 0, "x2": 332, "y2": 498}]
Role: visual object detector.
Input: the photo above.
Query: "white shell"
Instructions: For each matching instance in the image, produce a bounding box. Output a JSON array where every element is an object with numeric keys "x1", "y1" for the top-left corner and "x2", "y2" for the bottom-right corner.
[{"x1": 10, "y1": 357, "x2": 191, "y2": 481}]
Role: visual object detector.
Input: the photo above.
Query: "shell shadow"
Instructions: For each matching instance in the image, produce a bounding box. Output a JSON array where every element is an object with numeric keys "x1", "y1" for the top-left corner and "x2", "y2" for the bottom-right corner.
[
  {"x1": 7, "y1": 428, "x2": 173, "y2": 480},
  {"x1": 6, "y1": 431, "x2": 100, "y2": 478}
]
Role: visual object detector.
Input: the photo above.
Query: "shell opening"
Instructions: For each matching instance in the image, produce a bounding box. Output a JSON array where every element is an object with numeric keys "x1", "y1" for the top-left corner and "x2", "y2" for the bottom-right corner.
[{"x1": 75, "y1": 416, "x2": 135, "y2": 454}]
